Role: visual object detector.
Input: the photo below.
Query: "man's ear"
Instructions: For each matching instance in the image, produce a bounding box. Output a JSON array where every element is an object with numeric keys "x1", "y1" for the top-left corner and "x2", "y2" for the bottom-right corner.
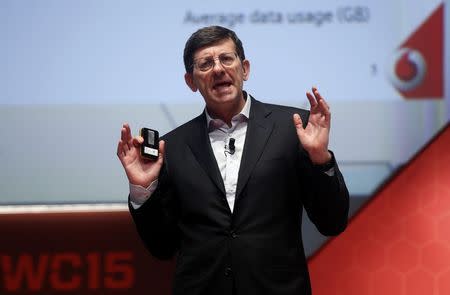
[
  {"x1": 242, "y1": 59, "x2": 250, "y2": 81},
  {"x1": 184, "y1": 72, "x2": 198, "y2": 92}
]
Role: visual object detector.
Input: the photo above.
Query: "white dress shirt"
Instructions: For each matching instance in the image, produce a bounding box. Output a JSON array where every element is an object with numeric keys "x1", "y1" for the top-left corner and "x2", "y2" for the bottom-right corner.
[{"x1": 204, "y1": 96, "x2": 250, "y2": 212}]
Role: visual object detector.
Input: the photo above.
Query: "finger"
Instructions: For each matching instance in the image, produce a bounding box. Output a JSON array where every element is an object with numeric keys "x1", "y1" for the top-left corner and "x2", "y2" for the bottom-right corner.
[
  {"x1": 312, "y1": 87, "x2": 320, "y2": 100},
  {"x1": 318, "y1": 99, "x2": 331, "y2": 123},
  {"x1": 121, "y1": 128, "x2": 132, "y2": 152},
  {"x1": 312, "y1": 88, "x2": 330, "y2": 120},
  {"x1": 132, "y1": 136, "x2": 144, "y2": 147},
  {"x1": 121, "y1": 123, "x2": 132, "y2": 142},
  {"x1": 318, "y1": 98, "x2": 330, "y2": 113},
  {"x1": 157, "y1": 140, "x2": 166, "y2": 164},
  {"x1": 306, "y1": 91, "x2": 317, "y2": 110},
  {"x1": 312, "y1": 87, "x2": 323, "y2": 106},
  {"x1": 313, "y1": 88, "x2": 329, "y2": 110},
  {"x1": 121, "y1": 123, "x2": 135, "y2": 152},
  {"x1": 293, "y1": 113, "x2": 305, "y2": 130},
  {"x1": 321, "y1": 98, "x2": 330, "y2": 111},
  {"x1": 116, "y1": 140, "x2": 126, "y2": 160}
]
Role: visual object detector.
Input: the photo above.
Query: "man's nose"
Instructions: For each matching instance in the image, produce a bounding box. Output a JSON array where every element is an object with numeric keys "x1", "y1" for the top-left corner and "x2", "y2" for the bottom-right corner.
[{"x1": 211, "y1": 59, "x2": 226, "y2": 73}]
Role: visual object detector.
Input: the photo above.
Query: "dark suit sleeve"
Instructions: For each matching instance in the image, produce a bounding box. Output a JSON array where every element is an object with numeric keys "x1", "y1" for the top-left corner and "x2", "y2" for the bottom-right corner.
[
  {"x1": 298, "y1": 149, "x2": 350, "y2": 236},
  {"x1": 128, "y1": 163, "x2": 180, "y2": 260}
]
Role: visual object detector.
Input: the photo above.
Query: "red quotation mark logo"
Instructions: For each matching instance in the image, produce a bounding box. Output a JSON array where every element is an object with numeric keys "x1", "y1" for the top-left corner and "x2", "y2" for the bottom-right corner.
[
  {"x1": 388, "y1": 4, "x2": 443, "y2": 99},
  {"x1": 389, "y1": 48, "x2": 426, "y2": 92}
]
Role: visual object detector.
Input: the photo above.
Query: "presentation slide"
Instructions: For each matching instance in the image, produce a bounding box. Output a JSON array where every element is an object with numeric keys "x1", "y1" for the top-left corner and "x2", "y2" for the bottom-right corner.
[{"x1": 0, "y1": 0, "x2": 447, "y2": 204}]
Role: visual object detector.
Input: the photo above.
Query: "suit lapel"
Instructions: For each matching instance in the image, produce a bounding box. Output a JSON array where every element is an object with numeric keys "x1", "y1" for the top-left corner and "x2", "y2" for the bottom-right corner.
[
  {"x1": 235, "y1": 98, "x2": 274, "y2": 199},
  {"x1": 186, "y1": 113, "x2": 226, "y2": 196}
]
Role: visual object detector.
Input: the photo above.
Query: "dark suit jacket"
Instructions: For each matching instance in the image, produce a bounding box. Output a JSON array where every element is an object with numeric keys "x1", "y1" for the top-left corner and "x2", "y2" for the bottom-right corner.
[{"x1": 130, "y1": 96, "x2": 349, "y2": 295}]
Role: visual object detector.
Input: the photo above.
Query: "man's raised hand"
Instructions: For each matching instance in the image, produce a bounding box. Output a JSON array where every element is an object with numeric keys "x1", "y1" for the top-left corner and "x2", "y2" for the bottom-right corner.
[
  {"x1": 293, "y1": 87, "x2": 332, "y2": 165},
  {"x1": 116, "y1": 123, "x2": 165, "y2": 187}
]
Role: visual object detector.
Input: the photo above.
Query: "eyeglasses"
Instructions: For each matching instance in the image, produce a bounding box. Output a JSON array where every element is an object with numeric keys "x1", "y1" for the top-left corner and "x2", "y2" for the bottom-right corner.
[{"x1": 193, "y1": 52, "x2": 239, "y2": 72}]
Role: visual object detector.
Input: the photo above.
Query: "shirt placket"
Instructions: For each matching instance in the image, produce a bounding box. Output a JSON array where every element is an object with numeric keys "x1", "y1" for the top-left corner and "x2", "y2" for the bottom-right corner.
[{"x1": 223, "y1": 119, "x2": 240, "y2": 212}]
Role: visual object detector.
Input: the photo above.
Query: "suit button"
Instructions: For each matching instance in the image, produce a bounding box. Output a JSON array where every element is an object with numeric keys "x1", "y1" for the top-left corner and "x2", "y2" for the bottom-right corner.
[
  {"x1": 225, "y1": 267, "x2": 232, "y2": 276},
  {"x1": 229, "y1": 230, "x2": 237, "y2": 239}
]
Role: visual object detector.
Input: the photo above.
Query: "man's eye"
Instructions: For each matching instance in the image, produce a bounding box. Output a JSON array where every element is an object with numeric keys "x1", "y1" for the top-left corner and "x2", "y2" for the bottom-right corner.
[
  {"x1": 221, "y1": 56, "x2": 234, "y2": 63},
  {"x1": 198, "y1": 59, "x2": 213, "y2": 69}
]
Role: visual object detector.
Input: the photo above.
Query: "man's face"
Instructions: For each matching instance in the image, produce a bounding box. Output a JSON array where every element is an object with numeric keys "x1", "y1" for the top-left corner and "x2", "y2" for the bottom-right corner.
[{"x1": 184, "y1": 38, "x2": 250, "y2": 115}]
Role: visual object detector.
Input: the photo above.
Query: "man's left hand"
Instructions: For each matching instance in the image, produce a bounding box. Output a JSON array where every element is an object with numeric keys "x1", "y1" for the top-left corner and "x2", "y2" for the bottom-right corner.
[{"x1": 293, "y1": 86, "x2": 332, "y2": 165}]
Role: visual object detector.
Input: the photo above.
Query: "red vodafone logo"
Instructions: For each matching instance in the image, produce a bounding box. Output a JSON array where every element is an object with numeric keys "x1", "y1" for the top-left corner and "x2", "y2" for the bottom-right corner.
[
  {"x1": 387, "y1": 4, "x2": 443, "y2": 99},
  {"x1": 389, "y1": 48, "x2": 426, "y2": 92}
]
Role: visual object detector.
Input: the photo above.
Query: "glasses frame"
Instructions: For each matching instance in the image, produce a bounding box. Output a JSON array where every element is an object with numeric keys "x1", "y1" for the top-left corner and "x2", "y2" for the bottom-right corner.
[{"x1": 193, "y1": 52, "x2": 239, "y2": 72}]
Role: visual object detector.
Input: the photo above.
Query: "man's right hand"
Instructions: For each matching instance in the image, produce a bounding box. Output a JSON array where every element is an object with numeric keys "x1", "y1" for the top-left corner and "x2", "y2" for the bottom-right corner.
[{"x1": 117, "y1": 123, "x2": 165, "y2": 188}]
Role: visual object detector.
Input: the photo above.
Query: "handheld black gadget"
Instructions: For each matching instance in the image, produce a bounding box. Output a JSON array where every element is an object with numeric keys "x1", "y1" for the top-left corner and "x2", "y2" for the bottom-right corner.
[{"x1": 140, "y1": 128, "x2": 159, "y2": 160}]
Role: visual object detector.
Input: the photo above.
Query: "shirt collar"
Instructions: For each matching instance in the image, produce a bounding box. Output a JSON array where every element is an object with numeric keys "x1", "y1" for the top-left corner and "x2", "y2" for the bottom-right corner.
[{"x1": 205, "y1": 92, "x2": 251, "y2": 131}]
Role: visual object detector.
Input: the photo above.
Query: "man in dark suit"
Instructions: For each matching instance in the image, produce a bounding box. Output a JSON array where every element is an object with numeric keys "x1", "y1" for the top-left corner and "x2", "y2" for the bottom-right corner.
[{"x1": 117, "y1": 26, "x2": 349, "y2": 295}]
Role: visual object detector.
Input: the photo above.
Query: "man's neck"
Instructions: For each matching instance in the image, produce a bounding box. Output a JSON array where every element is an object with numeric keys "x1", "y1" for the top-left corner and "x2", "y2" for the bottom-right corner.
[{"x1": 206, "y1": 95, "x2": 246, "y2": 126}]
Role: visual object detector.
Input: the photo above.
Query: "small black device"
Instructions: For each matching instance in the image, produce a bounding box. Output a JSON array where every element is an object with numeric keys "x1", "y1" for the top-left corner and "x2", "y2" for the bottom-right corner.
[
  {"x1": 140, "y1": 128, "x2": 159, "y2": 160},
  {"x1": 228, "y1": 138, "x2": 236, "y2": 155}
]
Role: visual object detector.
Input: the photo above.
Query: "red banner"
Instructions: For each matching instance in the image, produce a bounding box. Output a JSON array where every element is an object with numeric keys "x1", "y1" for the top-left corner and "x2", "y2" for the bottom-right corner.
[{"x1": 0, "y1": 209, "x2": 174, "y2": 294}]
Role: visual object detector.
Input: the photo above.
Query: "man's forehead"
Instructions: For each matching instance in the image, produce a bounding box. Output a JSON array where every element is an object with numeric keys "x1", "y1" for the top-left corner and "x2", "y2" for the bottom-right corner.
[{"x1": 194, "y1": 39, "x2": 236, "y2": 58}]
